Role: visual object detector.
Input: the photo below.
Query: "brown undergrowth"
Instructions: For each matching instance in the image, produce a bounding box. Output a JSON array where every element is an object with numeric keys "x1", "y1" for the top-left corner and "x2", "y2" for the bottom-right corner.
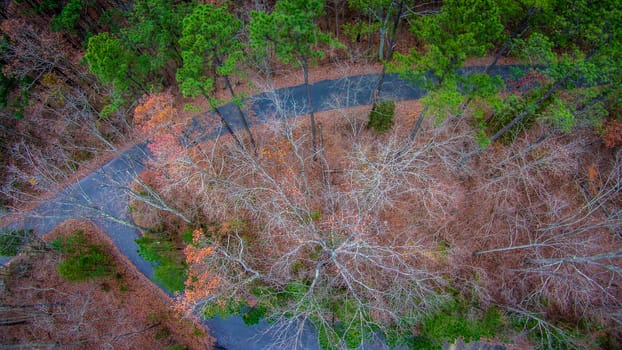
[
  {"x1": 0, "y1": 219, "x2": 213, "y2": 350},
  {"x1": 133, "y1": 76, "x2": 621, "y2": 348}
]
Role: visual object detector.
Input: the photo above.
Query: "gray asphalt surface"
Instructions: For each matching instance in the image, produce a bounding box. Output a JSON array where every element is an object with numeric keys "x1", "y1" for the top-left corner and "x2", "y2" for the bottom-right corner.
[{"x1": 1, "y1": 66, "x2": 523, "y2": 349}]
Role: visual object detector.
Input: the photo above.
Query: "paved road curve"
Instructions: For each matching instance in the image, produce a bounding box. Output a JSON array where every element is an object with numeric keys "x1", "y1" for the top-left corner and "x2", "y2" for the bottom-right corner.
[{"x1": 2, "y1": 66, "x2": 522, "y2": 349}]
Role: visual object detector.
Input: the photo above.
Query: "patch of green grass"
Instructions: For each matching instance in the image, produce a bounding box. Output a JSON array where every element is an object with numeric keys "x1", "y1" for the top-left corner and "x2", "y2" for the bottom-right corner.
[
  {"x1": 181, "y1": 228, "x2": 194, "y2": 244},
  {"x1": 242, "y1": 305, "x2": 268, "y2": 325},
  {"x1": 51, "y1": 230, "x2": 115, "y2": 282},
  {"x1": 413, "y1": 301, "x2": 504, "y2": 350},
  {"x1": 153, "y1": 263, "x2": 187, "y2": 293},
  {"x1": 203, "y1": 299, "x2": 247, "y2": 320},
  {"x1": 136, "y1": 234, "x2": 187, "y2": 293}
]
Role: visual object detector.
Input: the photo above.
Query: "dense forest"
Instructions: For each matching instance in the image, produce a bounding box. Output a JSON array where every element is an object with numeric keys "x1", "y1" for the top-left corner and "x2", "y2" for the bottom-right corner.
[{"x1": 1, "y1": 0, "x2": 621, "y2": 349}]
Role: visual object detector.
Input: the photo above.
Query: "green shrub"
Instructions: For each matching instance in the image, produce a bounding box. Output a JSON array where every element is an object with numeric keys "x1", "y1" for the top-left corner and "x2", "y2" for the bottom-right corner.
[
  {"x1": 153, "y1": 262, "x2": 187, "y2": 293},
  {"x1": 136, "y1": 234, "x2": 187, "y2": 293},
  {"x1": 203, "y1": 299, "x2": 247, "y2": 320},
  {"x1": 368, "y1": 100, "x2": 395, "y2": 132},
  {"x1": 51, "y1": 230, "x2": 115, "y2": 281},
  {"x1": 136, "y1": 235, "x2": 175, "y2": 263},
  {"x1": 242, "y1": 305, "x2": 268, "y2": 325},
  {"x1": 413, "y1": 302, "x2": 503, "y2": 350},
  {"x1": 50, "y1": 0, "x2": 86, "y2": 33},
  {"x1": 0, "y1": 229, "x2": 35, "y2": 256},
  {"x1": 181, "y1": 228, "x2": 194, "y2": 244}
]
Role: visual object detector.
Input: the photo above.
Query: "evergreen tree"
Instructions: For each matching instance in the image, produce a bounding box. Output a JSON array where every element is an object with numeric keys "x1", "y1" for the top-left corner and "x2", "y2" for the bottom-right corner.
[
  {"x1": 177, "y1": 3, "x2": 256, "y2": 151},
  {"x1": 85, "y1": 32, "x2": 148, "y2": 116},
  {"x1": 250, "y1": 0, "x2": 336, "y2": 159},
  {"x1": 177, "y1": 4, "x2": 247, "y2": 150},
  {"x1": 394, "y1": 0, "x2": 503, "y2": 148}
]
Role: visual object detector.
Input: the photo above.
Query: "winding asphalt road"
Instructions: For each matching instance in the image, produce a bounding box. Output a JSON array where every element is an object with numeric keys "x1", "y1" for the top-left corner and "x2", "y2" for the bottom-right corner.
[{"x1": 1, "y1": 65, "x2": 521, "y2": 349}]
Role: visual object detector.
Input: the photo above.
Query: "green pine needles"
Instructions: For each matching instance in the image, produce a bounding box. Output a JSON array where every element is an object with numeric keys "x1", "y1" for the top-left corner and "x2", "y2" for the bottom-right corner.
[
  {"x1": 368, "y1": 100, "x2": 395, "y2": 132},
  {"x1": 51, "y1": 230, "x2": 115, "y2": 282}
]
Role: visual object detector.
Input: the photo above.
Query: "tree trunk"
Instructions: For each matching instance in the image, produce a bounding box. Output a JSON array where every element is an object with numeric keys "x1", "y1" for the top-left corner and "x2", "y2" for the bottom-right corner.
[
  {"x1": 334, "y1": 0, "x2": 340, "y2": 37},
  {"x1": 487, "y1": 77, "x2": 566, "y2": 144},
  {"x1": 485, "y1": 6, "x2": 536, "y2": 74},
  {"x1": 206, "y1": 95, "x2": 246, "y2": 152},
  {"x1": 223, "y1": 75, "x2": 257, "y2": 153},
  {"x1": 457, "y1": 45, "x2": 601, "y2": 169},
  {"x1": 370, "y1": 0, "x2": 404, "y2": 108},
  {"x1": 406, "y1": 106, "x2": 427, "y2": 145},
  {"x1": 395, "y1": 105, "x2": 428, "y2": 159},
  {"x1": 215, "y1": 106, "x2": 246, "y2": 151},
  {"x1": 214, "y1": 53, "x2": 257, "y2": 153},
  {"x1": 378, "y1": 26, "x2": 386, "y2": 61},
  {"x1": 371, "y1": 64, "x2": 387, "y2": 108},
  {"x1": 301, "y1": 56, "x2": 318, "y2": 160}
]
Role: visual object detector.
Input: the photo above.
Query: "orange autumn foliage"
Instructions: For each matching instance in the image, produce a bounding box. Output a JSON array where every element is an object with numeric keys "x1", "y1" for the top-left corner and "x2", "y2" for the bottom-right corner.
[
  {"x1": 134, "y1": 92, "x2": 180, "y2": 137},
  {"x1": 176, "y1": 229, "x2": 221, "y2": 314},
  {"x1": 587, "y1": 163, "x2": 601, "y2": 195},
  {"x1": 134, "y1": 92, "x2": 188, "y2": 162}
]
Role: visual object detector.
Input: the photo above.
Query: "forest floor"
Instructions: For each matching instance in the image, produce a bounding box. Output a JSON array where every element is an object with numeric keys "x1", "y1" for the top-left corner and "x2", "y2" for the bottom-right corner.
[
  {"x1": 4, "y1": 55, "x2": 618, "y2": 349},
  {"x1": 140, "y1": 98, "x2": 541, "y2": 350},
  {"x1": 0, "y1": 219, "x2": 212, "y2": 350}
]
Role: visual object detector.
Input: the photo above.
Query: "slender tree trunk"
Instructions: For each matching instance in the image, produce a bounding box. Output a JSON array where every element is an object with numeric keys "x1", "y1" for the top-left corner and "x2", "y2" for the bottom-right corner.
[
  {"x1": 487, "y1": 77, "x2": 566, "y2": 144},
  {"x1": 457, "y1": 45, "x2": 600, "y2": 168},
  {"x1": 378, "y1": 26, "x2": 386, "y2": 61},
  {"x1": 215, "y1": 106, "x2": 246, "y2": 151},
  {"x1": 394, "y1": 105, "x2": 428, "y2": 158},
  {"x1": 527, "y1": 248, "x2": 622, "y2": 267},
  {"x1": 456, "y1": 6, "x2": 536, "y2": 116},
  {"x1": 301, "y1": 56, "x2": 318, "y2": 160},
  {"x1": 205, "y1": 95, "x2": 246, "y2": 151},
  {"x1": 474, "y1": 242, "x2": 548, "y2": 256},
  {"x1": 212, "y1": 53, "x2": 256, "y2": 152},
  {"x1": 219, "y1": 70, "x2": 257, "y2": 153},
  {"x1": 370, "y1": 0, "x2": 404, "y2": 108},
  {"x1": 367, "y1": 13, "x2": 372, "y2": 54},
  {"x1": 406, "y1": 106, "x2": 427, "y2": 144},
  {"x1": 485, "y1": 6, "x2": 536, "y2": 74},
  {"x1": 371, "y1": 64, "x2": 387, "y2": 108},
  {"x1": 334, "y1": 0, "x2": 340, "y2": 37}
]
